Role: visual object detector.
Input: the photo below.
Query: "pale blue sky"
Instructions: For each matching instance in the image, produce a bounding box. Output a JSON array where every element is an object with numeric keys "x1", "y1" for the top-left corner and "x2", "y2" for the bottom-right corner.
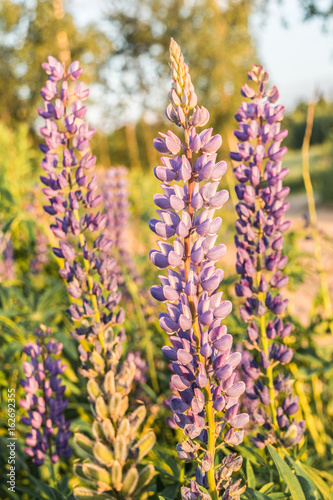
[{"x1": 250, "y1": 0, "x2": 333, "y2": 109}]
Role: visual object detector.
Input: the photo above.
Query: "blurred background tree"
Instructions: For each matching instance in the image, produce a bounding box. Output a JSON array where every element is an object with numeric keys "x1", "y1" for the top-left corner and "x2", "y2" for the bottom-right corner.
[
  {"x1": 104, "y1": 0, "x2": 256, "y2": 125},
  {"x1": 0, "y1": 0, "x2": 112, "y2": 129}
]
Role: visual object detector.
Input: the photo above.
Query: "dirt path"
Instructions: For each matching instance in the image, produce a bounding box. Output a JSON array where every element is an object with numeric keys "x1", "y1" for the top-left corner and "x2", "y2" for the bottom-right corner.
[
  {"x1": 287, "y1": 195, "x2": 333, "y2": 325},
  {"x1": 223, "y1": 194, "x2": 333, "y2": 326}
]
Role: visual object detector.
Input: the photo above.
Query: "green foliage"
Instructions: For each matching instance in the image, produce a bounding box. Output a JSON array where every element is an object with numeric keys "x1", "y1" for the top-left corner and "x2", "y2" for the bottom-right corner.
[
  {"x1": 267, "y1": 445, "x2": 306, "y2": 500},
  {"x1": 0, "y1": 3, "x2": 332, "y2": 499}
]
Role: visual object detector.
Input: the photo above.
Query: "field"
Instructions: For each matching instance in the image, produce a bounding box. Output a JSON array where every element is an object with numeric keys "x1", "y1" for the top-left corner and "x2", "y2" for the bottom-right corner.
[{"x1": 0, "y1": 42, "x2": 333, "y2": 500}]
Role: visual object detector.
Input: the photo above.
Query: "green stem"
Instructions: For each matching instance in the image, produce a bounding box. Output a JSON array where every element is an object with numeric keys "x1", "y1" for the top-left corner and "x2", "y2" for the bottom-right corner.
[
  {"x1": 184, "y1": 123, "x2": 218, "y2": 498},
  {"x1": 206, "y1": 400, "x2": 218, "y2": 500},
  {"x1": 255, "y1": 106, "x2": 278, "y2": 432},
  {"x1": 191, "y1": 315, "x2": 218, "y2": 500},
  {"x1": 257, "y1": 279, "x2": 278, "y2": 429},
  {"x1": 302, "y1": 97, "x2": 333, "y2": 333}
]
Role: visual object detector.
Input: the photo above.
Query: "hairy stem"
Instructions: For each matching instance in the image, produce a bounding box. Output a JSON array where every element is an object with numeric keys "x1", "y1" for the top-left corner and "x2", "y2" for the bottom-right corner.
[{"x1": 184, "y1": 127, "x2": 218, "y2": 499}]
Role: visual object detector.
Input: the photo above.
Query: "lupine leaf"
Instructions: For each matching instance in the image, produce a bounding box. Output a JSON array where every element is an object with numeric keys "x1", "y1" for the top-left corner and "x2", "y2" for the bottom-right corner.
[
  {"x1": 298, "y1": 464, "x2": 331, "y2": 500},
  {"x1": 159, "y1": 483, "x2": 180, "y2": 500},
  {"x1": 259, "y1": 483, "x2": 275, "y2": 494},
  {"x1": 267, "y1": 445, "x2": 306, "y2": 500},
  {"x1": 244, "y1": 487, "x2": 271, "y2": 500},
  {"x1": 240, "y1": 444, "x2": 267, "y2": 467},
  {"x1": 246, "y1": 458, "x2": 256, "y2": 488},
  {"x1": 74, "y1": 464, "x2": 96, "y2": 487},
  {"x1": 155, "y1": 447, "x2": 180, "y2": 477},
  {"x1": 285, "y1": 455, "x2": 321, "y2": 500},
  {"x1": 29, "y1": 477, "x2": 67, "y2": 500},
  {"x1": 16, "y1": 487, "x2": 46, "y2": 500},
  {"x1": 114, "y1": 434, "x2": 127, "y2": 462},
  {"x1": 111, "y1": 460, "x2": 122, "y2": 487},
  {"x1": 297, "y1": 476, "x2": 318, "y2": 500}
]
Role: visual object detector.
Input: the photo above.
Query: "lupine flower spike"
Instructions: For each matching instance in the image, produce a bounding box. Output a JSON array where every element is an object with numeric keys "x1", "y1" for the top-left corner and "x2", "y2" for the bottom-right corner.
[
  {"x1": 231, "y1": 65, "x2": 305, "y2": 449},
  {"x1": 102, "y1": 167, "x2": 131, "y2": 259},
  {"x1": 102, "y1": 166, "x2": 139, "y2": 284},
  {"x1": 150, "y1": 39, "x2": 247, "y2": 500},
  {"x1": 20, "y1": 325, "x2": 72, "y2": 466},
  {"x1": 38, "y1": 57, "x2": 155, "y2": 499}
]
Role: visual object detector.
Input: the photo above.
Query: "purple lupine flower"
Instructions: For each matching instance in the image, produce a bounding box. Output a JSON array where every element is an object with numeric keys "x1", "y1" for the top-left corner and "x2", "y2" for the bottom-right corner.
[
  {"x1": 102, "y1": 166, "x2": 131, "y2": 254},
  {"x1": 231, "y1": 65, "x2": 305, "y2": 449},
  {"x1": 101, "y1": 166, "x2": 139, "y2": 284},
  {"x1": 31, "y1": 229, "x2": 49, "y2": 275},
  {"x1": 20, "y1": 325, "x2": 72, "y2": 465},
  {"x1": 38, "y1": 57, "x2": 155, "y2": 498},
  {"x1": 150, "y1": 39, "x2": 247, "y2": 500},
  {"x1": 38, "y1": 57, "x2": 124, "y2": 347}
]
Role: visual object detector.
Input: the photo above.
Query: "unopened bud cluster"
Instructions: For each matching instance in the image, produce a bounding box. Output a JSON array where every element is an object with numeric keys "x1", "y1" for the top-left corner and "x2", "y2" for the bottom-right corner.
[
  {"x1": 231, "y1": 65, "x2": 305, "y2": 448},
  {"x1": 73, "y1": 327, "x2": 155, "y2": 500}
]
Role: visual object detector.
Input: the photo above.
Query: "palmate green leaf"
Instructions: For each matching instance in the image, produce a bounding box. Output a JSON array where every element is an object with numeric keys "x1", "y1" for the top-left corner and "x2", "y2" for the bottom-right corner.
[
  {"x1": 267, "y1": 445, "x2": 306, "y2": 500},
  {"x1": 246, "y1": 458, "x2": 256, "y2": 488}
]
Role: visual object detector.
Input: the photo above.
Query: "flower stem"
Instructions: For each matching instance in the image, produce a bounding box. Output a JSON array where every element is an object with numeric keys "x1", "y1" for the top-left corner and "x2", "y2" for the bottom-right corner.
[
  {"x1": 184, "y1": 128, "x2": 218, "y2": 500},
  {"x1": 72, "y1": 209, "x2": 104, "y2": 349}
]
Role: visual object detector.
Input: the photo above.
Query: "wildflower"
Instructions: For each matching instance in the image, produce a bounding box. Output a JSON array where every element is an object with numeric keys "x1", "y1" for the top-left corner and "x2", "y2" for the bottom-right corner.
[
  {"x1": 38, "y1": 56, "x2": 155, "y2": 499},
  {"x1": 20, "y1": 325, "x2": 72, "y2": 465},
  {"x1": 231, "y1": 65, "x2": 305, "y2": 448},
  {"x1": 150, "y1": 39, "x2": 246, "y2": 499}
]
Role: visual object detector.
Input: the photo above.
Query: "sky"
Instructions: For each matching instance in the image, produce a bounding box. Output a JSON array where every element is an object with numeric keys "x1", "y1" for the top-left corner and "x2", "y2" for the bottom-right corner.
[
  {"x1": 250, "y1": 0, "x2": 333, "y2": 109},
  {"x1": 71, "y1": 0, "x2": 333, "y2": 112}
]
